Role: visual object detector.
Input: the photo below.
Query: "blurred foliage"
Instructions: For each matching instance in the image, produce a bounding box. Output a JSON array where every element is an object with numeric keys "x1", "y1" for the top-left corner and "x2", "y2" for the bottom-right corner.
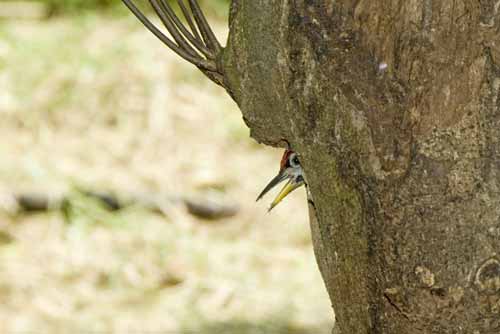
[
  {"x1": 40, "y1": 0, "x2": 119, "y2": 13},
  {"x1": 36, "y1": 0, "x2": 230, "y2": 15}
]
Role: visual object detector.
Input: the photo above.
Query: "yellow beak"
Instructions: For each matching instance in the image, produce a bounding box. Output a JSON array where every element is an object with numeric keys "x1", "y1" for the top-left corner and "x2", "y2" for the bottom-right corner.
[
  {"x1": 268, "y1": 178, "x2": 303, "y2": 212},
  {"x1": 257, "y1": 170, "x2": 305, "y2": 212}
]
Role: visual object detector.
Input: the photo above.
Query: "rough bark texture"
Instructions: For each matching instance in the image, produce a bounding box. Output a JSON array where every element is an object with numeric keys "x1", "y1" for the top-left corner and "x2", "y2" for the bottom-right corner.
[{"x1": 222, "y1": 1, "x2": 500, "y2": 333}]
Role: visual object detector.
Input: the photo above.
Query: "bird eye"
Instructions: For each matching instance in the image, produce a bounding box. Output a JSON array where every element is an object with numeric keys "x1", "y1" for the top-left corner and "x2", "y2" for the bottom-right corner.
[{"x1": 289, "y1": 153, "x2": 300, "y2": 167}]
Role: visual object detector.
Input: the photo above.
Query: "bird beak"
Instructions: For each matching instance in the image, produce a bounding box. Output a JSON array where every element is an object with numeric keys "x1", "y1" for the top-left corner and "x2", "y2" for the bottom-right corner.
[
  {"x1": 268, "y1": 178, "x2": 303, "y2": 211},
  {"x1": 256, "y1": 171, "x2": 304, "y2": 211},
  {"x1": 256, "y1": 172, "x2": 287, "y2": 202}
]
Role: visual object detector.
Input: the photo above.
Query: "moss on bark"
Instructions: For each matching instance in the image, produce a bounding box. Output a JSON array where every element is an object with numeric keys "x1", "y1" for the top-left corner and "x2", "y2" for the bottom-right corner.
[{"x1": 223, "y1": 1, "x2": 500, "y2": 333}]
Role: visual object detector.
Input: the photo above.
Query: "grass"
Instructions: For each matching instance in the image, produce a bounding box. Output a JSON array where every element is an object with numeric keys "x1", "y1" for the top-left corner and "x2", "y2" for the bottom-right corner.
[{"x1": 0, "y1": 10, "x2": 333, "y2": 334}]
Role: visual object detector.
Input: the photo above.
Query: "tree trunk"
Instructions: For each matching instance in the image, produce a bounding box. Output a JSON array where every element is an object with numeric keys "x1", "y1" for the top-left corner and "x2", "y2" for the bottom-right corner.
[{"x1": 222, "y1": 1, "x2": 500, "y2": 333}]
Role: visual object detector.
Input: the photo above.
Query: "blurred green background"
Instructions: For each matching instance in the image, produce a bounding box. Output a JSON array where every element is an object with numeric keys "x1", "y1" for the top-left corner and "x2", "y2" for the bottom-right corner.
[
  {"x1": 38, "y1": 0, "x2": 123, "y2": 12},
  {"x1": 0, "y1": 1, "x2": 333, "y2": 333},
  {"x1": 38, "y1": 0, "x2": 229, "y2": 15}
]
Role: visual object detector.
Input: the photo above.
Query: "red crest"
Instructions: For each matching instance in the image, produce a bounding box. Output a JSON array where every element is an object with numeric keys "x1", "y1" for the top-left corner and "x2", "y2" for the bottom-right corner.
[{"x1": 279, "y1": 150, "x2": 294, "y2": 171}]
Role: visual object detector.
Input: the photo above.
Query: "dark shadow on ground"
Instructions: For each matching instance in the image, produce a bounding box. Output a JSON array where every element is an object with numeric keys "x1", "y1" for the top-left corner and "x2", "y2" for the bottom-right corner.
[{"x1": 181, "y1": 317, "x2": 333, "y2": 334}]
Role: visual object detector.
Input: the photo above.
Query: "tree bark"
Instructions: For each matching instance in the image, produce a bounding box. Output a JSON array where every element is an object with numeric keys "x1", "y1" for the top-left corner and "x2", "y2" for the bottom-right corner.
[{"x1": 222, "y1": 1, "x2": 500, "y2": 333}]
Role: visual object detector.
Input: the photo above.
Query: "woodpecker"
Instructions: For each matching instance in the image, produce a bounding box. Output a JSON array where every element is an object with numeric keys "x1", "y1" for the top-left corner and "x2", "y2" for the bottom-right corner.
[{"x1": 256, "y1": 150, "x2": 305, "y2": 211}]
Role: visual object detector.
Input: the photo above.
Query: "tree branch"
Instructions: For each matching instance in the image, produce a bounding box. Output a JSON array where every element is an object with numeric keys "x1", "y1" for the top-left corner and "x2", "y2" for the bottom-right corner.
[{"x1": 121, "y1": 0, "x2": 225, "y2": 87}]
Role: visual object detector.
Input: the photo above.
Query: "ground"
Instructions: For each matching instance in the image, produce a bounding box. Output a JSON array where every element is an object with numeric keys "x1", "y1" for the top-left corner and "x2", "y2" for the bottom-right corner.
[{"x1": 0, "y1": 11, "x2": 333, "y2": 334}]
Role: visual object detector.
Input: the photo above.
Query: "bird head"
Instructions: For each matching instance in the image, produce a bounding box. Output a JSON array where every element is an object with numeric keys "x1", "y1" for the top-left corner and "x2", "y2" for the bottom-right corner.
[{"x1": 256, "y1": 150, "x2": 305, "y2": 211}]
